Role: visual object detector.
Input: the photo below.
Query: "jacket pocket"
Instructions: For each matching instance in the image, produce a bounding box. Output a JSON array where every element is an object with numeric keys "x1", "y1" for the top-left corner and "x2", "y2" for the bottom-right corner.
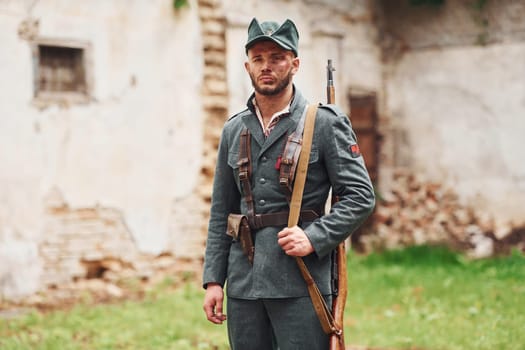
[
  {"x1": 227, "y1": 151, "x2": 242, "y2": 192},
  {"x1": 228, "y1": 151, "x2": 240, "y2": 169}
]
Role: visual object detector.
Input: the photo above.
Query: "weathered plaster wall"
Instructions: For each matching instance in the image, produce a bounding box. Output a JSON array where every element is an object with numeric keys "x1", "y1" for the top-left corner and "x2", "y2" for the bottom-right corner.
[
  {"x1": 381, "y1": 1, "x2": 525, "y2": 226},
  {"x1": 386, "y1": 42, "x2": 525, "y2": 223},
  {"x1": 0, "y1": 0, "x2": 204, "y2": 298}
]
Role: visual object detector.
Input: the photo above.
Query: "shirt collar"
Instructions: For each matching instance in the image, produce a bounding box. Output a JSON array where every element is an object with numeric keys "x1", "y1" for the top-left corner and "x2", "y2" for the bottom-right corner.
[{"x1": 252, "y1": 96, "x2": 292, "y2": 137}]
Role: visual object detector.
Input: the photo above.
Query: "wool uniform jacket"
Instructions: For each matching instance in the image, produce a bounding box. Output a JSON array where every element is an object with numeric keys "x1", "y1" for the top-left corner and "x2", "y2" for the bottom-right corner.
[{"x1": 203, "y1": 88, "x2": 375, "y2": 299}]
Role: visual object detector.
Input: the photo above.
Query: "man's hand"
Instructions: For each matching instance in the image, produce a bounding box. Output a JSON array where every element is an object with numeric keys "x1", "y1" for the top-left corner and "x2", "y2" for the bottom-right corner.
[
  {"x1": 203, "y1": 283, "x2": 227, "y2": 324},
  {"x1": 277, "y1": 225, "x2": 314, "y2": 257}
]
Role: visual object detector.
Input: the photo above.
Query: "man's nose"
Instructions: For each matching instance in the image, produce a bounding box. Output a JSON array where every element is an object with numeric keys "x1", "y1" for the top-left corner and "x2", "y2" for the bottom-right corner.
[
  {"x1": 261, "y1": 59, "x2": 271, "y2": 72},
  {"x1": 261, "y1": 65, "x2": 271, "y2": 73}
]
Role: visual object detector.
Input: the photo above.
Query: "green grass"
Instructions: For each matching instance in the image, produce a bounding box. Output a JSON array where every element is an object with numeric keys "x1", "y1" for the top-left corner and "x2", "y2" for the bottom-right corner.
[
  {"x1": 1, "y1": 246, "x2": 524, "y2": 350},
  {"x1": 346, "y1": 246, "x2": 525, "y2": 350},
  {"x1": 0, "y1": 283, "x2": 229, "y2": 350}
]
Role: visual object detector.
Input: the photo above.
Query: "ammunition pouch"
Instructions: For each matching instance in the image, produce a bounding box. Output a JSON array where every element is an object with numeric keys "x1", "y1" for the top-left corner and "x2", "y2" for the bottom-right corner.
[{"x1": 227, "y1": 214, "x2": 255, "y2": 265}]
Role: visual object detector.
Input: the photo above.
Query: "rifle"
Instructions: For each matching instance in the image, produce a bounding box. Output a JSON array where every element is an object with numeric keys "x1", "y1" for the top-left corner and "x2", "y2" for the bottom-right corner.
[
  {"x1": 288, "y1": 60, "x2": 347, "y2": 349},
  {"x1": 327, "y1": 59, "x2": 347, "y2": 350}
]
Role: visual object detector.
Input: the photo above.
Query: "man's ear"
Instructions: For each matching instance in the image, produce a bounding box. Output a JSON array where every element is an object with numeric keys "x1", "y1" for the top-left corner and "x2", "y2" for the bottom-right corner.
[
  {"x1": 291, "y1": 57, "x2": 300, "y2": 75},
  {"x1": 244, "y1": 60, "x2": 250, "y2": 73}
]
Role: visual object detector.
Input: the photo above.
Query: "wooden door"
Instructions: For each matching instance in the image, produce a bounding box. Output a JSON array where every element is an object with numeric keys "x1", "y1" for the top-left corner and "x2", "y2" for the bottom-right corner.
[
  {"x1": 348, "y1": 92, "x2": 380, "y2": 250},
  {"x1": 349, "y1": 93, "x2": 379, "y2": 184}
]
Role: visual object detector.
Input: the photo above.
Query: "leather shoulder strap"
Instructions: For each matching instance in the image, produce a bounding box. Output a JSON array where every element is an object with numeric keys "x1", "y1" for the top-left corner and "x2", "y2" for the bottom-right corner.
[
  {"x1": 288, "y1": 104, "x2": 342, "y2": 336},
  {"x1": 279, "y1": 105, "x2": 309, "y2": 201},
  {"x1": 238, "y1": 128, "x2": 256, "y2": 222}
]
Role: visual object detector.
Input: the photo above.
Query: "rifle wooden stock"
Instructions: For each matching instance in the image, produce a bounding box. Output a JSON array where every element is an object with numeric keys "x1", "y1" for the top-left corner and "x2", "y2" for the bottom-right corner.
[
  {"x1": 326, "y1": 59, "x2": 336, "y2": 105},
  {"x1": 327, "y1": 86, "x2": 335, "y2": 104},
  {"x1": 329, "y1": 243, "x2": 347, "y2": 349},
  {"x1": 327, "y1": 59, "x2": 347, "y2": 350}
]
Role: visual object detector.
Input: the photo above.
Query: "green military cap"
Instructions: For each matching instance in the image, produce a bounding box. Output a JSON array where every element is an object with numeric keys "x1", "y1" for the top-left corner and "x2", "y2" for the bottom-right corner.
[{"x1": 245, "y1": 18, "x2": 299, "y2": 56}]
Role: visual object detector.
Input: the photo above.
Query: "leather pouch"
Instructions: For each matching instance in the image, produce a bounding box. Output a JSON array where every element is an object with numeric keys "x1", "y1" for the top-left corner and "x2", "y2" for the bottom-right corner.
[
  {"x1": 227, "y1": 214, "x2": 254, "y2": 265},
  {"x1": 227, "y1": 214, "x2": 246, "y2": 240}
]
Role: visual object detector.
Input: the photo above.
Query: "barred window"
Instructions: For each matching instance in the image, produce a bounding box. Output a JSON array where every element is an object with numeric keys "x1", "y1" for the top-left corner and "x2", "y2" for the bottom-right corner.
[
  {"x1": 32, "y1": 39, "x2": 92, "y2": 105},
  {"x1": 38, "y1": 45, "x2": 86, "y2": 93}
]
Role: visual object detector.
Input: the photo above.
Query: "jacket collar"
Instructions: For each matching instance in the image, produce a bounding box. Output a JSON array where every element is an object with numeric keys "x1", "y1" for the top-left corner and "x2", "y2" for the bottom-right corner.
[{"x1": 242, "y1": 86, "x2": 308, "y2": 156}]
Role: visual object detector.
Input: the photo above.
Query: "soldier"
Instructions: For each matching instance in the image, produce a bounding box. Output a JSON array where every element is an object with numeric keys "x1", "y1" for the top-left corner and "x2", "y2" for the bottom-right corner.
[{"x1": 202, "y1": 17, "x2": 375, "y2": 350}]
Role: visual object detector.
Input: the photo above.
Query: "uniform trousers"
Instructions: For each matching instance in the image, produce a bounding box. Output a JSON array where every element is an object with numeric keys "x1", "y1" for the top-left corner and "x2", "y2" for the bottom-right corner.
[{"x1": 226, "y1": 295, "x2": 332, "y2": 350}]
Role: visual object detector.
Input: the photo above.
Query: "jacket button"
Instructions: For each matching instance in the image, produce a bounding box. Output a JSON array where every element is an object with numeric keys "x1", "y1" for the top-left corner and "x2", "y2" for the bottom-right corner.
[
  {"x1": 262, "y1": 156, "x2": 268, "y2": 162},
  {"x1": 259, "y1": 199, "x2": 266, "y2": 206},
  {"x1": 259, "y1": 178, "x2": 266, "y2": 184}
]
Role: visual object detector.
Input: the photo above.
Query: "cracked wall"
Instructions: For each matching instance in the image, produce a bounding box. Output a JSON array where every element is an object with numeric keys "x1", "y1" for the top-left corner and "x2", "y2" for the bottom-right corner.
[
  {"x1": 379, "y1": 0, "x2": 525, "y2": 226},
  {"x1": 0, "y1": 0, "x2": 205, "y2": 299}
]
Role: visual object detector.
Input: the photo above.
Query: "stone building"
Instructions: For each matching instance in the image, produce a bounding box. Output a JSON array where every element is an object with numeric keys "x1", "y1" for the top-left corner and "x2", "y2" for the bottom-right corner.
[{"x1": 0, "y1": 0, "x2": 523, "y2": 299}]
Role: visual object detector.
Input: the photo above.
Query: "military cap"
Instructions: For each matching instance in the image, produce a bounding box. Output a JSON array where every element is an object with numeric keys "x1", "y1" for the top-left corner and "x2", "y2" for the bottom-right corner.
[{"x1": 245, "y1": 18, "x2": 299, "y2": 56}]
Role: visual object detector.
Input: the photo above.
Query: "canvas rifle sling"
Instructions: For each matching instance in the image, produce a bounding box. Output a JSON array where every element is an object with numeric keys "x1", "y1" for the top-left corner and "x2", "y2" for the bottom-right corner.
[{"x1": 288, "y1": 104, "x2": 342, "y2": 336}]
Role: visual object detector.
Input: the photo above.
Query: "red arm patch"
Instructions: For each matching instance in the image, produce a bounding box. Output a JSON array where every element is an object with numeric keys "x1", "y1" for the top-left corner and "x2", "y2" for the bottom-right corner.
[{"x1": 349, "y1": 143, "x2": 361, "y2": 158}]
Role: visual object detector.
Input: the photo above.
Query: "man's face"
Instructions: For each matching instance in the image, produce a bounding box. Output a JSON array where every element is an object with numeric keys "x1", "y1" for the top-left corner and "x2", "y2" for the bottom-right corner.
[{"x1": 245, "y1": 41, "x2": 299, "y2": 96}]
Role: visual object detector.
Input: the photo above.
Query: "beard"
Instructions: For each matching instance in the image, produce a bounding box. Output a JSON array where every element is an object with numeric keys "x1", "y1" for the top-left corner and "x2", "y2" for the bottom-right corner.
[{"x1": 250, "y1": 70, "x2": 293, "y2": 96}]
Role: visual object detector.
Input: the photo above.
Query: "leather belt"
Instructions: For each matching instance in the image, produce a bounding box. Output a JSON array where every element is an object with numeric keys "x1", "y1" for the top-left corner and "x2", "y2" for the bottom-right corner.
[{"x1": 248, "y1": 209, "x2": 322, "y2": 230}]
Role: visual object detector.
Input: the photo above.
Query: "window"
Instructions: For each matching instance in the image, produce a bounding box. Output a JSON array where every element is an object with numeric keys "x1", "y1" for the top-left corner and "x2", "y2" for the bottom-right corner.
[{"x1": 32, "y1": 39, "x2": 92, "y2": 105}]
